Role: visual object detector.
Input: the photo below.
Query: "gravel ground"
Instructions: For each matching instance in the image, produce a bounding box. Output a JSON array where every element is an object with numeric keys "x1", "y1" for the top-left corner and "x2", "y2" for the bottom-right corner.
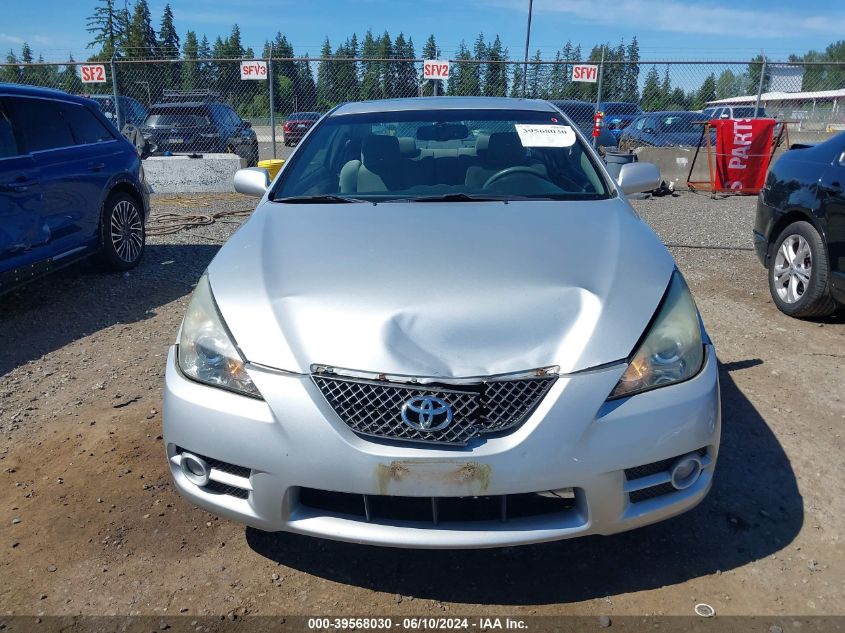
[{"x1": 0, "y1": 191, "x2": 843, "y2": 620}]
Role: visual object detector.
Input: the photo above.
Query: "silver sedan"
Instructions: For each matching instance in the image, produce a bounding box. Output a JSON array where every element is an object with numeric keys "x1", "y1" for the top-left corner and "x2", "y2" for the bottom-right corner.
[{"x1": 163, "y1": 97, "x2": 720, "y2": 548}]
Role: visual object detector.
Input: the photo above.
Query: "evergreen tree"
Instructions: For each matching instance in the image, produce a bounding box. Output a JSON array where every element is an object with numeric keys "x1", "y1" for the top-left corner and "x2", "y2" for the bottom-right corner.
[
  {"x1": 715, "y1": 68, "x2": 739, "y2": 100},
  {"x1": 1, "y1": 50, "x2": 22, "y2": 83},
  {"x1": 86, "y1": 0, "x2": 123, "y2": 57},
  {"x1": 694, "y1": 72, "x2": 717, "y2": 109},
  {"x1": 316, "y1": 37, "x2": 335, "y2": 109},
  {"x1": 333, "y1": 35, "x2": 360, "y2": 103},
  {"x1": 393, "y1": 33, "x2": 417, "y2": 98},
  {"x1": 448, "y1": 40, "x2": 478, "y2": 96},
  {"x1": 527, "y1": 49, "x2": 545, "y2": 98},
  {"x1": 360, "y1": 31, "x2": 380, "y2": 100},
  {"x1": 622, "y1": 36, "x2": 640, "y2": 102},
  {"x1": 483, "y1": 35, "x2": 508, "y2": 97},
  {"x1": 641, "y1": 65, "x2": 662, "y2": 110},
  {"x1": 60, "y1": 54, "x2": 84, "y2": 93},
  {"x1": 125, "y1": 0, "x2": 158, "y2": 59},
  {"x1": 660, "y1": 65, "x2": 672, "y2": 106},
  {"x1": 377, "y1": 31, "x2": 393, "y2": 99},
  {"x1": 547, "y1": 51, "x2": 565, "y2": 98},
  {"x1": 197, "y1": 34, "x2": 212, "y2": 86},
  {"x1": 510, "y1": 64, "x2": 523, "y2": 97},
  {"x1": 182, "y1": 30, "x2": 200, "y2": 90},
  {"x1": 472, "y1": 33, "x2": 486, "y2": 95},
  {"x1": 746, "y1": 54, "x2": 768, "y2": 94},
  {"x1": 20, "y1": 43, "x2": 36, "y2": 85},
  {"x1": 158, "y1": 4, "x2": 180, "y2": 58},
  {"x1": 297, "y1": 55, "x2": 317, "y2": 111}
]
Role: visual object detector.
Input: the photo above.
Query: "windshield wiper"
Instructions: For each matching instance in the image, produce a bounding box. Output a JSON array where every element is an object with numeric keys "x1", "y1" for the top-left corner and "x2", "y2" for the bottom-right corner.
[
  {"x1": 409, "y1": 193, "x2": 519, "y2": 203},
  {"x1": 273, "y1": 194, "x2": 369, "y2": 204}
]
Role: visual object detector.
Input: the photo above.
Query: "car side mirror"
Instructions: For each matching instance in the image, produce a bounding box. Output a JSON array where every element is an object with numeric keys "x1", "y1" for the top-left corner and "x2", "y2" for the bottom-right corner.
[
  {"x1": 616, "y1": 162, "x2": 661, "y2": 195},
  {"x1": 234, "y1": 167, "x2": 270, "y2": 197}
]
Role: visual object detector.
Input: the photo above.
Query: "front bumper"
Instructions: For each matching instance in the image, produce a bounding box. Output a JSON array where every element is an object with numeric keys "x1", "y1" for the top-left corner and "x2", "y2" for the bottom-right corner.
[{"x1": 163, "y1": 345, "x2": 720, "y2": 548}]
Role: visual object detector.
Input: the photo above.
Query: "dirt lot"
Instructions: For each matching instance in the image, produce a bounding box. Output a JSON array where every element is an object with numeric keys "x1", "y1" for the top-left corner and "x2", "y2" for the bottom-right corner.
[{"x1": 1, "y1": 192, "x2": 843, "y2": 620}]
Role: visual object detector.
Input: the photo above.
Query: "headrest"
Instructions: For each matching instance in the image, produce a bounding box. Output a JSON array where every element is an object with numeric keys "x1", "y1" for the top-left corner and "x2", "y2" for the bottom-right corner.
[
  {"x1": 397, "y1": 136, "x2": 419, "y2": 158},
  {"x1": 486, "y1": 132, "x2": 526, "y2": 168},
  {"x1": 475, "y1": 133, "x2": 491, "y2": 155},
  {"x1": 362, "y1": 135, "x2": 400, "y2": 168}
]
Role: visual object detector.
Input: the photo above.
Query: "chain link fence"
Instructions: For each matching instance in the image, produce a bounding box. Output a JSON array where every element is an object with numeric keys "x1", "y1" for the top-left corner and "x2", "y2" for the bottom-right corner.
[{"x1": 2, "y1": 57, "x2": 843, "y2": 156}]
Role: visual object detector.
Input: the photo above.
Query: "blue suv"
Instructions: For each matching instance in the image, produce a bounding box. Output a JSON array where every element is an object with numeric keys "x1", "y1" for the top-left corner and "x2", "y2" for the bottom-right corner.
[{"x1": 0, "y1": 84, "x2": 149, "y2": 294}]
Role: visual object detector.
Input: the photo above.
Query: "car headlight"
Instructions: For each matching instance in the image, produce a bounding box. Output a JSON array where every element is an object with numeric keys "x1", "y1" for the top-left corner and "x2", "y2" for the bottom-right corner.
[
  {"x1": 609, "y1": 271, "x2": 704, "y2": 399},
  {"x1": 177, "y1": 274, "x2": 261, "y2": 398}
]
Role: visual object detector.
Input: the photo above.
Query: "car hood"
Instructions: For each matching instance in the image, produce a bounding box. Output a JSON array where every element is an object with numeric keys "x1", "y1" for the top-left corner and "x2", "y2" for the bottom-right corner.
[{"x1": 207, "y1": 198, "x2": 675, "y2": 378}]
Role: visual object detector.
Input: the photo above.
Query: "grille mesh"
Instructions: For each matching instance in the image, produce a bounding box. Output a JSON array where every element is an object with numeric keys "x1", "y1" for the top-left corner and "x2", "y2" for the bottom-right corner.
[{"x1": 312, "y1": 373, "x2": 556, "y2": 445}]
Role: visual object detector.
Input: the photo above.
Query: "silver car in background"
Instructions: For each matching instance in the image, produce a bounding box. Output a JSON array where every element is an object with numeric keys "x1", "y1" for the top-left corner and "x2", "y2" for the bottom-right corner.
[{"x1": 163, "y1": 97, "x2": 720, "y2": 548}]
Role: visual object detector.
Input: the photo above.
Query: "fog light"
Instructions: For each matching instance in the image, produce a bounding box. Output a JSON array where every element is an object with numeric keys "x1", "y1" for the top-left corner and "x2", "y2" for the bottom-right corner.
[
  {"x1": 670, "y1": 453, "x2": 702, "y2": 490},
  {"x1": 180, "y1": 452, "x2": 210, "y2": 487}
]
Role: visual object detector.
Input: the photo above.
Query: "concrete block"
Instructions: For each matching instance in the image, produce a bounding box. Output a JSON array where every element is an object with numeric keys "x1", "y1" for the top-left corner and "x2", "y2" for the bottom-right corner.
[{"x1": 142, "y1": 153, "x2": 245, "y2": 193}]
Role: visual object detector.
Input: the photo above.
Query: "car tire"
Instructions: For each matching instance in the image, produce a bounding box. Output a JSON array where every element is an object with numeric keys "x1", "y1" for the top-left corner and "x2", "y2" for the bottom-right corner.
[
  {"x1": 101, "y1": 191, "x2": 145, "y2": 272},
  {"x1": 768, "y1": 221, "x2": 836, "y2": 318}
]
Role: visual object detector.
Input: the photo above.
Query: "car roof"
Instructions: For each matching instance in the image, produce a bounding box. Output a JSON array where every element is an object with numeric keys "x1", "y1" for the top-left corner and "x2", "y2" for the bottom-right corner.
[
  {"x1": 331, "y1": 96, "x2": 558, "y2": 116},
  {"x1": 549, "y1": 99, "x2": 593, "y2": 107},
  {"x1": 0, "y1": 82, "x2": 96, "y2": 106},
  {"x1": 643, "y1": 111, "x2": 700, "y2": 116},
  {"x1": 150, "y1": 101, "x2": 212, "y2": 109}
]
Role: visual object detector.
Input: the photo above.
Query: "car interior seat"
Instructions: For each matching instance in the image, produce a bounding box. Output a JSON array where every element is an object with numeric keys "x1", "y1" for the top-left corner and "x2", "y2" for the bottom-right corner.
[{"x1": 340, "y1": 135, "x2": 408, "y2": 193}]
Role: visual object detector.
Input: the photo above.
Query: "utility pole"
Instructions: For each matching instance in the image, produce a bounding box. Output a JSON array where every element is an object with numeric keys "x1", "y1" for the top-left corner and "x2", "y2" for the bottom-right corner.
[
  {"x1": 522, "y1": 0, "x2": 533, "y2": 98},
  {"x1": 754, "y1": 51, "x2": 767, "y2": 117}
]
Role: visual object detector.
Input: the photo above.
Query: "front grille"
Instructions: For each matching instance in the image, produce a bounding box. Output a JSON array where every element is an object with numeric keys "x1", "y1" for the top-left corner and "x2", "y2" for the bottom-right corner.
[
  {"x1": 205, "y1": 480, "x2": 249, "y2": 499},
  {"x1": 629, "y1": 482, "x2": 676, "y2": 503},
  {"x1": 298, "y1": 487, "x2": 577, "y2": 524},
  {"x1": 624, "y1": 458, "x2": 676, "y2": 481},
  {"x1": 312, "y1": 372, "x2": 556, "y2": 445}
]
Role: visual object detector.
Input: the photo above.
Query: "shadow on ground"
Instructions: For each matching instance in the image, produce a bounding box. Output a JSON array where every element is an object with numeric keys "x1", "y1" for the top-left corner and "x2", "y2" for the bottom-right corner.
[
  {"x1": 247, "y1": 362, "x2": 803, "y2": 605},
  {"x1": 0, "y1": 244, "x2": 218, "y2": 376}
]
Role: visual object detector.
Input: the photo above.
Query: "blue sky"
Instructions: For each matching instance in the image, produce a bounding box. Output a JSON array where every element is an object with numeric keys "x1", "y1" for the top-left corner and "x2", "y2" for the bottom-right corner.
[{"x1": 2, "y1": 0, "x2": 844, "y2": 62}]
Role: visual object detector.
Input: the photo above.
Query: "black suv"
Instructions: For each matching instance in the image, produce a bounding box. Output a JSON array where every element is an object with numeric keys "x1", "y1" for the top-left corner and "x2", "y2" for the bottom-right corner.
[{"x1": 140, "y1": 101, "x2": 258, "y2": 165}]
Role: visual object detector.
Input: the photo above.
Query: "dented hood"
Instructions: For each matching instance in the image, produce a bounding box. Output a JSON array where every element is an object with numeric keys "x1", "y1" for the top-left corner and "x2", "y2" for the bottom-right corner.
[{"x1": 207, "y1": 198, "x2": 675, "y2": 377}]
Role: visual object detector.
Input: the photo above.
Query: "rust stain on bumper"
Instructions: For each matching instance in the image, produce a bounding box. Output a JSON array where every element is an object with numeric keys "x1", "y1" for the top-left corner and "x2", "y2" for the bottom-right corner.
[{"x1": 376, "y1": 460, "x2": 492, "y2": 495}]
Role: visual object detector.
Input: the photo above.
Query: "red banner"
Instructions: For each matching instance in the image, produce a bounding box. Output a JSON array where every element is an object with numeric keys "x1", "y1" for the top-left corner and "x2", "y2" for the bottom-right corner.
[{"x1": 712, "y1": 118, "x2": 776, "y2": 193}]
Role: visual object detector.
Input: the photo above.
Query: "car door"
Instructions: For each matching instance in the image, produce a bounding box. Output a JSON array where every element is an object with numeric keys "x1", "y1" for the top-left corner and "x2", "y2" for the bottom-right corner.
[
  {"x1": 4, "y1": 96, "x2": 115, "y2": 258},
  {"x1": 820, "y1": 144, "x2": 845, "y2": 296},
  {"x1": 0, "y1": 97, "x2": 47, "y2": 285}
]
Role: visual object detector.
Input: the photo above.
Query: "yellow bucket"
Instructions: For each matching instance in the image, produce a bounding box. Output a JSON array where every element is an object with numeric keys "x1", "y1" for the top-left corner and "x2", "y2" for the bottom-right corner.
[{"x1": 257, "y1": 159, "x2": 285, "y2": 180}]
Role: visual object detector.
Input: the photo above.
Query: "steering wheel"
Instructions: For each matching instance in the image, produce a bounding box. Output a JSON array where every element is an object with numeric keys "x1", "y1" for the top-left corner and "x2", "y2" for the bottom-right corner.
[{"x1": 482, "y1": 166, "x2": 550, "y2": 190}]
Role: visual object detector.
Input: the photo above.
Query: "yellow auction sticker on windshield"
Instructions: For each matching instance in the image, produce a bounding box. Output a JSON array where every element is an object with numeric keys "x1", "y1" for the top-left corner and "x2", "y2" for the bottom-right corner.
[{"x1": 514, "y1": 124, "x2": 577, "y2": 148}]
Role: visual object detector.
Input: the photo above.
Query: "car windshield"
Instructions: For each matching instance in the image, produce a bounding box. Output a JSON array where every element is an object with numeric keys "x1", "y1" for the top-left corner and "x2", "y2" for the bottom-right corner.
[
  {"x1": 270, "y1": 107, "x2": 610, "y2": 202},
  {"x1": 602, "y1": 103, "x2": 642, "y2": 116},
  {"x1": 551, "y1": 102, "x2": 594, "y2": 128},
  {"x1": 656, "y1": 114, "x2": 701, "y2": 134},
  {"x1": 146, "y1": 110, "x2": 210, "y2": 127},
  {"x1": 732, "y1": 106, "x2": 766, "y2": 118}
]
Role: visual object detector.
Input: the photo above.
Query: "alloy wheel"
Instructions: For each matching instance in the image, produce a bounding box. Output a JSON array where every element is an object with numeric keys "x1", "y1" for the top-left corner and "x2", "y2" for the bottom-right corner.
[
  {"x1": 110, "y1": 200, "x2": 144, "y2": 263},
  {"x1": 772, "y1": 234, "x2": 812, "y2": 304}
]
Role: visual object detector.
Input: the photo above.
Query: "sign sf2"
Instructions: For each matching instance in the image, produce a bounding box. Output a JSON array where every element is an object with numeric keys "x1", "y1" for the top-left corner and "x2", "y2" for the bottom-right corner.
[
  {"x1": 80, "y1": 64, "x2": 107, "y2": 83},
  {"x1": 240, "y1": 60, "x2": 268, "y2": 80},
  {"x1": 572, "y1": 64, "x2": 599, "y2": 83},
  {"x1": 423, "y1": 60, "x2": 450, "y2": 80}
]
